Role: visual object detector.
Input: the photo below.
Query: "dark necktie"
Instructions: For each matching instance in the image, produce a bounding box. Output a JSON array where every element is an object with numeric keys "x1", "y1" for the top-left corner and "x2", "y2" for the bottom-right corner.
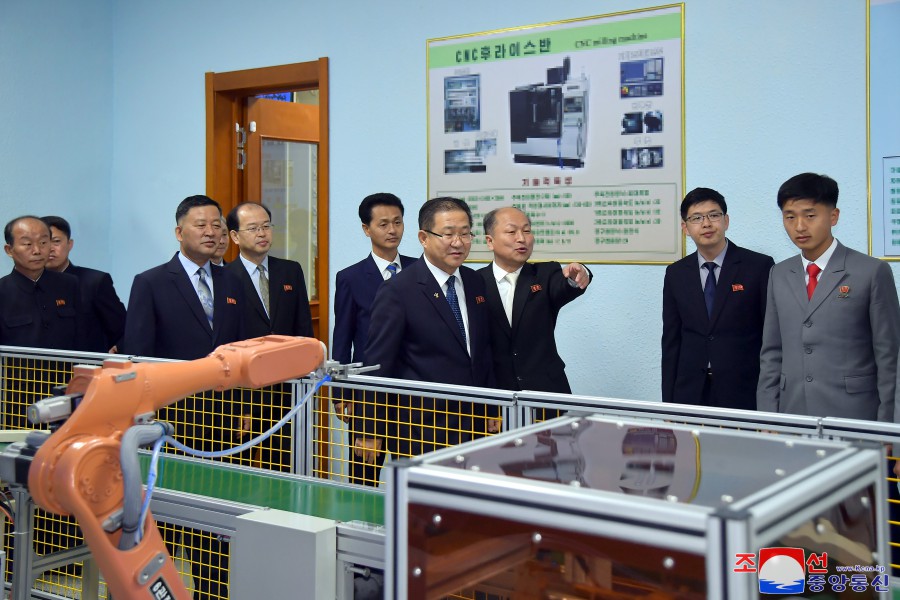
[
  {"x1": 386, "y1": 263, "x2": 398, "y2": 278},
  {"x1": 445, "y1": 275, "x2": 466, "y2": 343},
  {"x1": 806, "y1": 263, "x2": 821, "y2": 300},
  {"x1": 196, "y1": 267, "x2": 214, "y2": 329},
  {"x1": 702, "y1": 262, "x2": 717, "y2": 318}
]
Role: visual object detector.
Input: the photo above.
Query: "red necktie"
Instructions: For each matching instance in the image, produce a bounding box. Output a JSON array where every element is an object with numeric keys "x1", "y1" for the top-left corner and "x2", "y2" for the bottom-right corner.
[{"x1": 806, "y1": 263, "x2": 821, "y2": 300}]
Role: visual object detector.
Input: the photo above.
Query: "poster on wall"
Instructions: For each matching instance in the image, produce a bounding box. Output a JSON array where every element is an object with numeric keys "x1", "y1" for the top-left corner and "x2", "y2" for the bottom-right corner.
[
  {"x1": 427, "y1": 4, "x2": 684, "y2": 263},
  {"x1": 869, "y1": 0, "x2": 900, "y2": 259}
]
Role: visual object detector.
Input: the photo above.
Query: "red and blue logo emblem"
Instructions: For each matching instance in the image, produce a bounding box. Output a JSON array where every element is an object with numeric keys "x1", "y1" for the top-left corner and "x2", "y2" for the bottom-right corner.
[{"x1": 758, "y1": 547, "x2": 806, "y2": 594}]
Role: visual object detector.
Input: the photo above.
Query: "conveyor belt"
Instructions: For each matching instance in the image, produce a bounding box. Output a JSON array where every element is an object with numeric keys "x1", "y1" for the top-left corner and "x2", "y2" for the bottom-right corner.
[{"x1": 142, "y1": 454, "x2": 385, "y2": 525}]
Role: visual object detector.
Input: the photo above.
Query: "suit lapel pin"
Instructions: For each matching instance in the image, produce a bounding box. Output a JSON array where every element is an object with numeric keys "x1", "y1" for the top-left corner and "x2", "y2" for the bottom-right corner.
[
  {"x1": 226, "y1": 297, "x2": 237, "y2": 305},
  {"x1": 55, "y1": 299, "x2": 66, "y2": 306},
  {"x1": 732, "y1": 284, "x2": 744, "y2": 292},
  {"x1": 283, "y1": 284, "x2": 293, "y2": 292},
  {"x1": 530, "y1": 284, "x2": 542, "y2": 293},
  {"x1": 434, "y1": 293, "x2": 439, "y2": 299},
  {"x1": 475, "y1": 295, "x2": 485, "y2": 304},
  {"x1": 838, "y1": 285, "x2": 850, "y2": 298}
]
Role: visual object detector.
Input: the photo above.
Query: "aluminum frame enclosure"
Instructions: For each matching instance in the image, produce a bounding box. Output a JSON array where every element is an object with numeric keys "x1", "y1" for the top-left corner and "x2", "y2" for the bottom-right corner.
[{"x1": 386, "y1": 415, "x2": 888, "y2": 599}]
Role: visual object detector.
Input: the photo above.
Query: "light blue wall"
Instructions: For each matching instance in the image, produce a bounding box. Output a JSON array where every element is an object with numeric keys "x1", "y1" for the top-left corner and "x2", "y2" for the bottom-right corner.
[
  {"x1": 0, "y1": 0, "x2": 889, "y2": 402},
  {"x1": 0, "y1": 0, "x2": 113, "y2": 269}
]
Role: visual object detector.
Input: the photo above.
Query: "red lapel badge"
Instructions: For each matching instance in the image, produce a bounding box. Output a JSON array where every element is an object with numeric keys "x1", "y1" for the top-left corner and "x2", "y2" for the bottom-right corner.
[
  {"x1": 55, "y1": 299, "x2": 66, "y2": 307},
  {"x1": 531, "y1": 284, "x2": 542, "y2": 293},
  {"x1": 840, "y1": 285, "x2": 850, "y2": 294},
  {"x1": 283, "y1": 284, "x2": 293, "y2": 292},
  {"x1": 732, "y1": 284, "x2": 744, "y2": 292},
  {"x1": 226, "y1": 297, "x2": 237, "y2": 305},
  {"x1": 475, "y1": 295, "x2": 485, "y2": 304}
]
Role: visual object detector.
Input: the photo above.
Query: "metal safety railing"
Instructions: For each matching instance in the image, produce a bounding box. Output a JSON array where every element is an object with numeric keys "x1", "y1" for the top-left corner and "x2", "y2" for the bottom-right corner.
[{"x1": 2, "y1": 345, "x2": 900, "y2": 598}]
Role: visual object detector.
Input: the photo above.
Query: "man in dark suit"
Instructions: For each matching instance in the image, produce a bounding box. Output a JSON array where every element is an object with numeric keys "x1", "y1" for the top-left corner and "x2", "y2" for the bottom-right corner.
[
  {"x1": 0, "y1": 216, "x2": 81, "y2": 352},
  {"x1": 478, "y1": 206, "x2": 591, "y2": 398},
  {"x1": 1, "y1": 216, "x2": 83, "y2": 565},
  {"x1": 662, "y1": 187, "x2": 774, "y2": 410},
  {"x1": 41, "y1": 216, "x2": 127, "y2": 353},
  {"x1": 332, "y1": 192, "x2": 416, "y2": 485},
  {"x1": 356, "y1": 197, "x2": 497, "y2": 465},
  {"x1": 120, "y1": 195, "x2": 244, "y2": 599},
  {"x1": 121, "y1": 196, "x2": 245, "y2": 361},
  {"x1": 225, "y1": 201, "x2": 312, "y2": 470},
  {"x1": 225, "y1": 202, "x2": 312, "y2": 339}
]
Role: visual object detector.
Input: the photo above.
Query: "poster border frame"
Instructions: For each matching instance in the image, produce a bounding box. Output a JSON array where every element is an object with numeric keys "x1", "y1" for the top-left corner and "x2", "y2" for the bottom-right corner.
[{"x1": 425, "y1": 3, "x2": 686, "y2": 265}]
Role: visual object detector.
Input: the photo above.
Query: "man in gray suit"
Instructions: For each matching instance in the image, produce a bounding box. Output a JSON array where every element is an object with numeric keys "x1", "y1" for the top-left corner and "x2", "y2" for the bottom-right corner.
[{"x1": 758, "y1": 172, "x2": 900, "y2": 423}]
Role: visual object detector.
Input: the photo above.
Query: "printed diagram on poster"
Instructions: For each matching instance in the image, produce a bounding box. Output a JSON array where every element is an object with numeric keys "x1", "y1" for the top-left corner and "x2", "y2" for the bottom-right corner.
[{"x1": 427, "y1": 4, "x2": 684, "y2": 263}]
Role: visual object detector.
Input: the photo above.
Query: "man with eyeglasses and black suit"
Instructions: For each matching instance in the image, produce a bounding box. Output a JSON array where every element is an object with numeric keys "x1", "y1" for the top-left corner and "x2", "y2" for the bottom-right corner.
[
  {"x1": 357, "y1": 197, "x2": 498, "y2": 465},
  {"x1": 225, "y1": 201, "x2": 314, "y2": 471},
  {"x1": 662, "y1": 187, "x2": 774, "y2": 410},
  {"x1": 225, "y1": 202, "x2": 313, "y2": 339}
]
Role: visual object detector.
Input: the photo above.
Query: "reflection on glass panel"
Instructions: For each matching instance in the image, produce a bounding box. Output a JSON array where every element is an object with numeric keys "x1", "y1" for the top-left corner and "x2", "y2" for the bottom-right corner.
[
  {"x1": 408, "y1": 503, "x2": 706, "y2": 599},
  {"x1": 261, "y1": 139, "x2": 318, "y2": 299},
  {"x1": 766, "y1": 485, "x2": 881, "y2": 597}
]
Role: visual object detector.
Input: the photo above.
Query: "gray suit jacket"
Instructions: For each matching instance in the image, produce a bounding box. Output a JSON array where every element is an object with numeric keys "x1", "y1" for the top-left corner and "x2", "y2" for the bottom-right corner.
[{"x1": 757, "y1": 242, "x2": 900, "y2": 422}]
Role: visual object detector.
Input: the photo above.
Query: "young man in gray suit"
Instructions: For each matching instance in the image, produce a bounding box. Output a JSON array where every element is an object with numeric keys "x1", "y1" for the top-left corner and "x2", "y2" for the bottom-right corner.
[{"x1": 757, "y1": 173, "x2": 900, "y2": 424}]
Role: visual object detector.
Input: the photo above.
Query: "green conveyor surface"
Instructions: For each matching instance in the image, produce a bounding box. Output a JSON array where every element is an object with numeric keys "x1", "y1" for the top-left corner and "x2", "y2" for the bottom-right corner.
[{"x1": 141, "y1": 454, "x2": 384, "y2": 525}]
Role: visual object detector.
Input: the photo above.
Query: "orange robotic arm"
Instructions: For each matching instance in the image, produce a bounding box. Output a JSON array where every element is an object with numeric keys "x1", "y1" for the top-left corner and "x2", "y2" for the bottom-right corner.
[{"x1": 20, "y1": 335, "x2": 325, "y2": 600}]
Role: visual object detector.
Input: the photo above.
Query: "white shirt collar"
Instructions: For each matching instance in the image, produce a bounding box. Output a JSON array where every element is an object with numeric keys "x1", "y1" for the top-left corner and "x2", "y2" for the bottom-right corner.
[
  {"x1": 696, "y1": 239, "x2": 729, "y2": 270},
  {"x1": 801, "y1": 237, "x2": 838, "y2": 273},
  {"x1": 423, "y1": 256, "x2": 459, "y2": 289},
  {"x1": 178, "y1": 251, "x2": 211, "y2": 278},
  {"x1": 239, "y1": 253, "x2": 269, "y2": 275},
  {"x1": 491, "y1": 261, "x2": 523, "y2": 283},
  {"x1": 371, "y1": 252, "x2": 400, "y2": 276}
]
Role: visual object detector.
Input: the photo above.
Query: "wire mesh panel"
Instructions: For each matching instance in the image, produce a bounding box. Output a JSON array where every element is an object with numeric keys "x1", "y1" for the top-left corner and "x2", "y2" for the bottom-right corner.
[
  {"x1": 0, "y1": 351, "x2": 298, "y2": 598},
  {"x1": 310, "y1": 379, "x2": 513, "y2": 489}
]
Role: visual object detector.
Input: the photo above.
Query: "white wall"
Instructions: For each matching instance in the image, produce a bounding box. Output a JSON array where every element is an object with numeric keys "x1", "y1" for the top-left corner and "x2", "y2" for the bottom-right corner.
[{"x1": 0, "y1": 0, "x2": 887, "y2": 402}]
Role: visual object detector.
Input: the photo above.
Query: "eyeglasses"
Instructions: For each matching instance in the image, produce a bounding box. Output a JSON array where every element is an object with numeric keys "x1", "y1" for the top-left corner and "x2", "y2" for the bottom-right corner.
[
  {"x1": 238, "y1": 224, "x2": 274, "y2": 235},
  {"x1": 424, "y1": 229, "x2": 475, "y2": 243},
  {"x1": 684, "y1": 212, "x2": 725, "y2": 225}
]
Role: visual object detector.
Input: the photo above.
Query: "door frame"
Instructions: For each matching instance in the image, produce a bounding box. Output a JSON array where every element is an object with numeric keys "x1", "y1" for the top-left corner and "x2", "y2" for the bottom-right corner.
[{"x1": 205, "y1": 58, "x2": 330, "y2": 344}]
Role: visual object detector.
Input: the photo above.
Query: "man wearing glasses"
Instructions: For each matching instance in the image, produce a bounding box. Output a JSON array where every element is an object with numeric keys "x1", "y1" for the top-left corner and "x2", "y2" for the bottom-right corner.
[
  {"x1": 225, "y1": 202, "x2": 313, "y2": 339},
  {"x1": 225, "y1": 201, "x2": 314, "y2": 471},
  {"x1": 662, "y1": 187, "x2": 774, "y2": 410},
  {"x1": 357, "y1": 197, "x2": 497, "y2": 463}
]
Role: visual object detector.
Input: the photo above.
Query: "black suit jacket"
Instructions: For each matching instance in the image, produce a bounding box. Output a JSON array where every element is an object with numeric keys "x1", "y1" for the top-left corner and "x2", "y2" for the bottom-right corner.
[
  {"x1": 122, "y1": 253, "x2": 245, "y2": 360},
  {"x1": 357, "y1": 258, "x2": 496, "y2": 441},
  {"x1": 0, "y1": 269, "x2": 80, "y2": 350},
  {"x1": 66, "y1": 263, "x2": 127, "y2": 352},
  {"x1": 332, "y1": 253, "x2": 417, "y2": 365},
  {"x1": 661, "y1": 241, "x2": 774, "y2": 410},
  {"x1": 478, "y1": 261, "x2": 589, "y2": 393},
  {"x1": 225, "y1": 255, "x2": 313, "y2": 339}
]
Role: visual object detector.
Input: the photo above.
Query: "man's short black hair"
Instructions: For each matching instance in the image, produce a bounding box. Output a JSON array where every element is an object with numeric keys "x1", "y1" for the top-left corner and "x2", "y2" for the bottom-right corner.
[
  {"x1": 777, "y1": 173, "x2": 839, "y2": 210},
  {"x1": 482, "y1": 206, "x2": 531, "y2": 236},
  {"x1": 418, "y1": 197, "x2": 472, "y2": 231},
  {"x1": 41, "y1": 216, "x2": 72, "y2": 239},
  {"x1": 4, "y1": 215, "x2": 46, "y2": 245},
  {"x1": 226, "y1": 202, "x2": 272, "y2": 232},
  {"x1": 175, "y1": 195, "x2": 221, "y2": 224},
  {"x1": 359, "y1": 193, "x2": 404, "y2": 225},
  {"x1": 680, "y1": 188, "x2": 727, "y2": 220}
]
